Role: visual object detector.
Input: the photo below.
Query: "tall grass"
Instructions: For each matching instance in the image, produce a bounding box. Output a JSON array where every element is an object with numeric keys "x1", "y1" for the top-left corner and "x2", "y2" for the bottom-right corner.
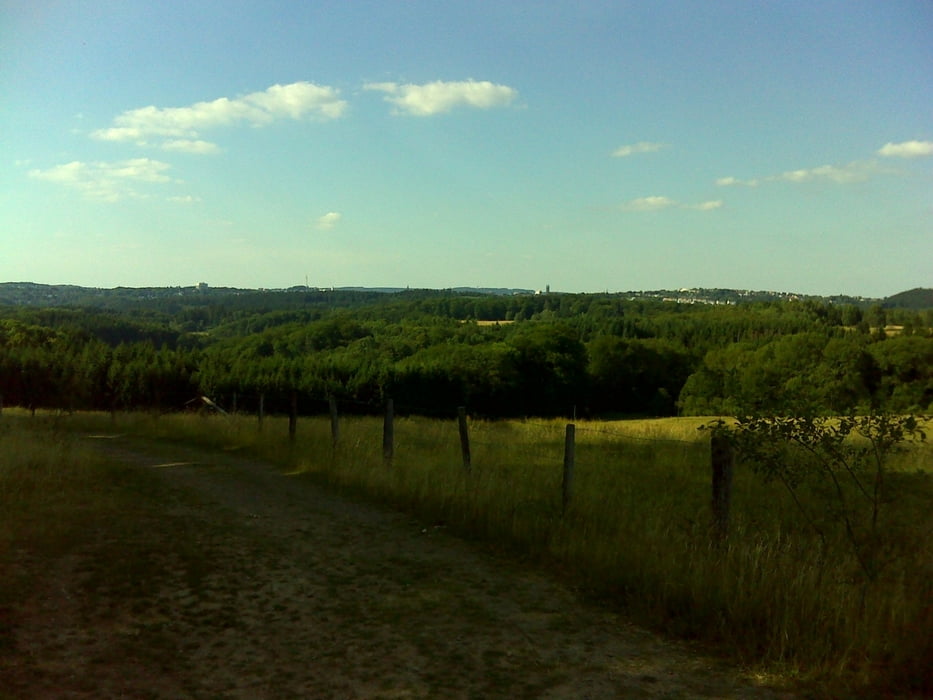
[
  {"x1": 0, "y1": 411, "x2": 174, "y2": 631},
  {"x1": 45, "y1": 409, "x2": 933, "y2": 693},
  {"x1": 0, "y1": 413, "x2": 116, "y2": 556}
]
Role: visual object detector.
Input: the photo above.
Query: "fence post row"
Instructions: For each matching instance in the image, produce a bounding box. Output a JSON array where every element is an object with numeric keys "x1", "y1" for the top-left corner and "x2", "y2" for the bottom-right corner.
[
  {"x1": 562, "y1": 423, "x2": 576, "y2": 515},
  {"x1": 710, "y1": 433, "x2": 734, "y2": 541},
  {"x1": 383, "y1": 398, "x2": 394, "y2": 465},
  {"x1": 240, "y1": 395, "x2": 733, "y2": 538},
  {"x1": 457, "y1": 406, "x2": 471, "y2": 471}
]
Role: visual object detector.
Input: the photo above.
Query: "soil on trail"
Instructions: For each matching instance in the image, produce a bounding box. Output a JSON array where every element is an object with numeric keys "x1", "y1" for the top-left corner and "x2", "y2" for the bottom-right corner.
[{"x1": 3, "y1": 437, "x2": 800, "y2": 699}]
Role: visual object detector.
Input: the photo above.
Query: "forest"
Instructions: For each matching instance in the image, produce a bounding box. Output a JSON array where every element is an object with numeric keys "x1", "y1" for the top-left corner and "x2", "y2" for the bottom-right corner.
[{"x1": 1, "y1": 287, "x2": 931, "y2": 419}]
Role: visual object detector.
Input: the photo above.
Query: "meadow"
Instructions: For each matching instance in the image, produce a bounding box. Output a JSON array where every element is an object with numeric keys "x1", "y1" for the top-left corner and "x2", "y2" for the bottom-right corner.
[{"x1": 2, "y1": 408, "x2": 931, "y2": 694}]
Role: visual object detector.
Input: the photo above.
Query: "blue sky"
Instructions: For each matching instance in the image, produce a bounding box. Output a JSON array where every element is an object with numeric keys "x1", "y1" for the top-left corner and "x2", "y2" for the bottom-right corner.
[{"x1": 2, "y1": 1, "x2": 931, "y2": 296}]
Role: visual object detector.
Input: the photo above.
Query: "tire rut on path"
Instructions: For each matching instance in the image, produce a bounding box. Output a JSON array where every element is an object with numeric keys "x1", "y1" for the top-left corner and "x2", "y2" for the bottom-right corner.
[{"x1": 13, "y1": 437, "x2": 800, "y2": 699}]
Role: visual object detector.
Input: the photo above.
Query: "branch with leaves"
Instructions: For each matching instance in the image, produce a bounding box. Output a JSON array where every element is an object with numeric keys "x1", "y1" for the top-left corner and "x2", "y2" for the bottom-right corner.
[{"x1": 704, "y1": 413, "x2": 927, "y2": 584}]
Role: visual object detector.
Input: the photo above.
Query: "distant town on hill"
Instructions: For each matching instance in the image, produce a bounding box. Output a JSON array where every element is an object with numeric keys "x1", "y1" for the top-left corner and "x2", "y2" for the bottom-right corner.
[{"x1": 0, "y1": 281, "x2": 930, "y2": 310}]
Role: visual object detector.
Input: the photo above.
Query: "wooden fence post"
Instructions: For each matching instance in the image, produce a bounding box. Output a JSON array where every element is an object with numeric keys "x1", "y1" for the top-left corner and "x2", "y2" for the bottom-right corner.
[
  {"x1": 329, "y1": 398, "x2": 340, "y2": 449},
  {"x1": 562, "y1": 423, "x2": 575, "y2": 515},
  {"x1": 288, "y1": 390, "x2": 298, "y2": 442},
  {"x1": 457, "y1": 406, "x2": 471, "y2": 471},
  {"x1": 258, "y1": 392, "x2": 265, "y2": 432},
  {"x1": 383, "y1": 398, "x2": 394, "y2": 465},
  {"x1": 711, "y1": 433, "x2": 734, "y2": 541}
]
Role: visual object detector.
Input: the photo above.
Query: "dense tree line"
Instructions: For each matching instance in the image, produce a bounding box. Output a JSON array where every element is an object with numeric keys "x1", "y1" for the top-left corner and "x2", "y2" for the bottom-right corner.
[{"x1": 1, "y1": 294, "x2": 931, "y2": 418}]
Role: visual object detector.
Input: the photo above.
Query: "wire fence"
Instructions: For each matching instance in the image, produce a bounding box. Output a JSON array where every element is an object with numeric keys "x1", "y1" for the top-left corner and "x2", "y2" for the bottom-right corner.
[
  {"x1": 200, "y1": 389, "x2": 701, "y2": 443},
  {"x1": 188, "y1": 389, "x2": 734, "y2": 536},
  {"x1": 1, "y1": 384, "x2": 736, "y2": 538}
]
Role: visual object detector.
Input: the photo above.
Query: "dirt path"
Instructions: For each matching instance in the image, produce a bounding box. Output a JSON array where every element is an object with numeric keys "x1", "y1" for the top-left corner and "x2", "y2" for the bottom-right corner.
[{"x1": 5, "y1": 437, "x2": 800, "y2": 699}]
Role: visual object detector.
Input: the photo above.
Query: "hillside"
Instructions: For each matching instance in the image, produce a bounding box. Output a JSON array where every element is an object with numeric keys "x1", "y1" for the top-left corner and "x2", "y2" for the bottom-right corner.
[{"x1": 883, "y1": 287, "x2": 933, "y2": 310}]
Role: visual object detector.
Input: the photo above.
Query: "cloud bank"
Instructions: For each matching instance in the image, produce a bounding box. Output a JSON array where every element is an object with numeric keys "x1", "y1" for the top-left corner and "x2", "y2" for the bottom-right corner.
[
  {"x1": 92, "y1": 82, "x2": 346, "y2": 149},
  {"x1": 33, "y1": 78, "x2": 519, "y2": 204},
  {"x1": 364, "y1": 79, "x2": 517, "y2": 115}
]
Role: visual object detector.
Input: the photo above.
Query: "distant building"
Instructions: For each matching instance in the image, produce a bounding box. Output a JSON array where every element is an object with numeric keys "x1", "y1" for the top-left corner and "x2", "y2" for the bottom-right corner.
[{"x1": 196, "y1": 282, "x2": 209, "y2": 292}]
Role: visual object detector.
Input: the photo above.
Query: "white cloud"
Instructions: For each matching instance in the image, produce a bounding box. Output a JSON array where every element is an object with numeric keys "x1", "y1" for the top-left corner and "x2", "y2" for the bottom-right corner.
[
  {"x1": 622, "y1": 196, "x2": 677, "y2": 211},
  {"x1": 717, "y1": 161, "x2": 878, "y2": 187},
  {"x1": 364, "y1": 79, "x2": 517, "y2": 116},
  {"x1": 29, "y1": 158, "x2": 173, "y2": 201},
  {"x1": 316, "y1": 212, "x2": 342, "y2": 230},
  {"x1": 247, "y1": 82, "x2": 346, "y2": 120},
  {"x1": 93, "y1": 126, "x2": 147, "y2": 142},
  {"x1": 91, "y1": 82, "x2": 346, "y2": 149},
  {"x1": 715, "y1": 176, "x2": 758, "y2": 187},
  {"x1": 877, "y1": 140, "x2": 933, "y2": 158},
  {"x1": 621, "y1": 196, "x2": 722, "y2": 212},
  {"x1": 107, "y1": 159, "x2": 173, "y2": 182},
  {"x1": 161, "y1": 139, "x2": 221, "y2": 154},
  {"x1": 775, "y1": 162, "x2": 875, "y2": 184},
  {"x1": 168, "y1": 194, "x2": 201, "y2": 204},
  {"x1": 611, "y1": 141, "x2": 667, "y2": 158},
  {"x1": 30, "y1": 160, "x2": 87, "y2": 184}
]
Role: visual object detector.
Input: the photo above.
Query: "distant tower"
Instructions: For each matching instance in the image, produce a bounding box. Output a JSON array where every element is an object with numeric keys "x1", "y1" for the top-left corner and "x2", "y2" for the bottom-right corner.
[{"x1": 546, "y1": 284, "x2": 550, "y2": 294}]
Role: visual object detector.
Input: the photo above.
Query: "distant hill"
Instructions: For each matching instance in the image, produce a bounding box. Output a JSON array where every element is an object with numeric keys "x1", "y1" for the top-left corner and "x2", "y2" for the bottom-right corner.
[
  {"x1": 0, "y1": 282, "x2": 536, "y2": 309},
  {"x1": 623, "y1": 288, "x2": 878, "y2": 306},
  {"x1": 5, "y1": 281, "x2": 929, "y2": 310},
  {"x1": 0, "y1": 282, "x2": 240, "y2": 307},
  {"x1": 883, "y1": 288, "x2": 933, "y2": 310},
  {"x1": 335, "y1": 286, "x2": 535, "y2": 296}
]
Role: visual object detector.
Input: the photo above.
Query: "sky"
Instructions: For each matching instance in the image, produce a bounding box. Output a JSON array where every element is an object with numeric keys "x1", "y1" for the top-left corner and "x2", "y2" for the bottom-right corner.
[{"x1": 2, "y1": 1, "x2": 931, "y2": 297}]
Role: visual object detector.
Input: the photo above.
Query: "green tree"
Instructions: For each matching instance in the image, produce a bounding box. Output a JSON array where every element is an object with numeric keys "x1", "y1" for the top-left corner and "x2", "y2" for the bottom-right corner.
[
  {"x1": 868, "y1": 336, "x2": 933, "y2": 411},
  {"x1": 587, "y1": 336, "x2": 692, "y2": 415},
  {"x1": 506, "y1": 323, "x2": 587, "y2": 415}
]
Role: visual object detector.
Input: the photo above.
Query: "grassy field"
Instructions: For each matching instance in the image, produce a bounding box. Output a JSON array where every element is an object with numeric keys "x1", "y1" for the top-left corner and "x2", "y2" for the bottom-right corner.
[
  {"x1": 0, "y1": 416, "x2": 157, "y2": 573},
  {"x1": 0, "y1": 412, "x2": 214, "y2": 677},
  {"x1": 3, "y1": 408, "x2": 931, "y2": 694}
]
